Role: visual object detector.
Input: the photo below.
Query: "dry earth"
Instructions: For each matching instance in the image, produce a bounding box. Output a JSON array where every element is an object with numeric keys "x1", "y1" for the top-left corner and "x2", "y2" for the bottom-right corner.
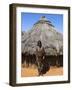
[{"x1": 21, "y1": 65, "x2": 63, "y2": 77}]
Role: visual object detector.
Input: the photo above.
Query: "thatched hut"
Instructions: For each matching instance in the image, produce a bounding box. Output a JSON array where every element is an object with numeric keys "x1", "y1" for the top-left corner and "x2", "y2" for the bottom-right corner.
[{"x1": 22, "y1": 16, "x2": 63, "y2": 66}]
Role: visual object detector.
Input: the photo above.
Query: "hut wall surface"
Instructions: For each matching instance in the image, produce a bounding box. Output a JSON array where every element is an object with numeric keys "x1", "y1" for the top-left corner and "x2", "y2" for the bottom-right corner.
[{"x1": 22, "y1": 53, "x2": 63, "y2": 67}]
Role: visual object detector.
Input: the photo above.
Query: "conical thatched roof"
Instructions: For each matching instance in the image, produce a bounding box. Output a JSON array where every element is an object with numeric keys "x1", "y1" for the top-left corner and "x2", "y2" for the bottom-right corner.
[{"x1": 22, "y1": 16, "x2": 63, "y2": 55}]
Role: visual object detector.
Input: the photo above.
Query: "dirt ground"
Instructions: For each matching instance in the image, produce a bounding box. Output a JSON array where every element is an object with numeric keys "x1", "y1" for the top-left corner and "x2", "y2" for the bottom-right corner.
[{"x1": 21, "y1": 65, "x2": 63, "y2": 77}]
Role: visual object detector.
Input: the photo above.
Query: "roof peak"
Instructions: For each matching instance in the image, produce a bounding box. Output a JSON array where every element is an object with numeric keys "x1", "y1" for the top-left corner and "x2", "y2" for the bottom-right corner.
[
  {"x1": 40, "y1": 16, "x2": 47, "y2": 21},
  {"x1": 34, "y1": 16, "x2": 54, "y2": 27}
]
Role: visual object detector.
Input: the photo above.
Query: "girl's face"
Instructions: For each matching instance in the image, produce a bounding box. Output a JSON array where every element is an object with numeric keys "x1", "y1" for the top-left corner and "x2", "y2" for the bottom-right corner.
[{"x1": 38, "y1": 41, "x2": 42, "y2": 48}]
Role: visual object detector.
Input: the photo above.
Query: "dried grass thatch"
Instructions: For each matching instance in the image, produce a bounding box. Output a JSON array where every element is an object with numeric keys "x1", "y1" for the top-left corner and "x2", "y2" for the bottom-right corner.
[{"x1": 22, "y1": 16, "x2": 63, "y2": 55}]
